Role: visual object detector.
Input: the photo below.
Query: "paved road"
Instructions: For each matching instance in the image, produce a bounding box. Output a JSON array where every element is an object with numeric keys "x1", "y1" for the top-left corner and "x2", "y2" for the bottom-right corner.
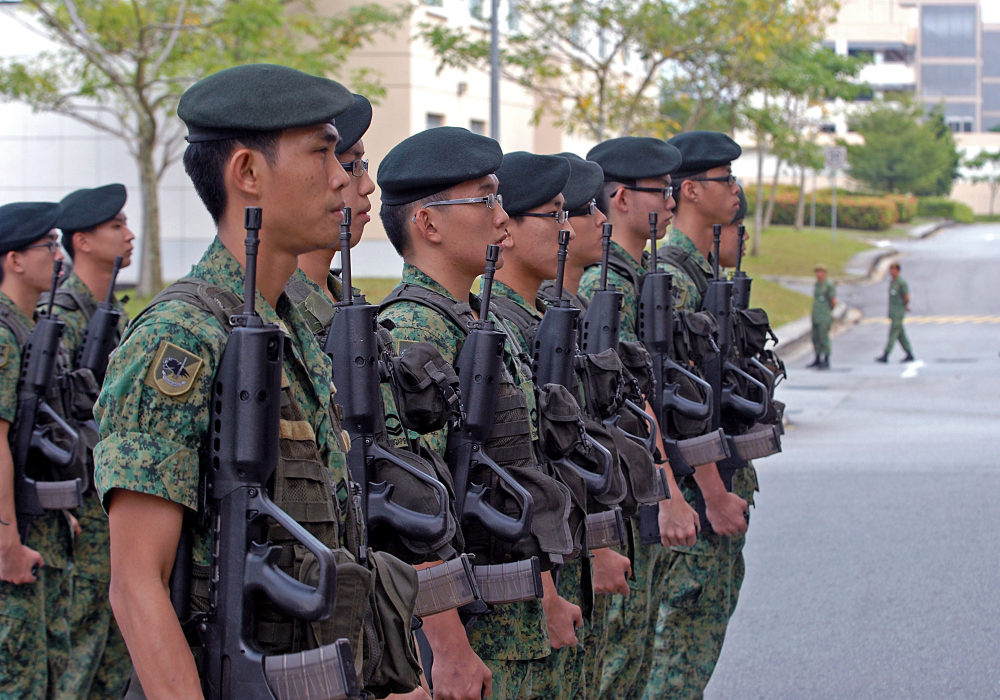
[{"x1": 705, "y1": 225, "x2": 1000, "y2": 700}]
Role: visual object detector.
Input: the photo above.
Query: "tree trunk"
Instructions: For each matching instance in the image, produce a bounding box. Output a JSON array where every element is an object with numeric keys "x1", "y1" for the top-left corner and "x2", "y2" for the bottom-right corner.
[
  {"x1": 794, "y1": 166, "x2": 807, "y2": 230},
  {"x1": 991, "y1": 183, "x2": 997, "y2": 218},
  {"x1": 763, "y1": 156, "x2": 783, "y2": 229},
  {"x1": 137, "y1": 137, "x2": 163, "y2": 296},
  {"x1": 752, "y1": 137, "x2": 766, "y2": 257}
]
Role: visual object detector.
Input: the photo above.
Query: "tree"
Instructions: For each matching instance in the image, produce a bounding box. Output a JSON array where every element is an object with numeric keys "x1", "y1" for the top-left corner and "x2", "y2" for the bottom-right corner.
[
  {"x1": 846, "y1": 100, "x2": 959, "y2": 196},
  {"x1": 965, "y1": 149, "x2": 1000, "y2": 217},
  {"x1": 0, "y1": 0, "x2": 404, "y2": 294}
]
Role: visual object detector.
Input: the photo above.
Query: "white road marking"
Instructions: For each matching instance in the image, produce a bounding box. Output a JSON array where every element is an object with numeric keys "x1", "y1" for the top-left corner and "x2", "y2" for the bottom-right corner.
[{"x1": 901, "y1": 360, "x2": 925, "y2": 379}]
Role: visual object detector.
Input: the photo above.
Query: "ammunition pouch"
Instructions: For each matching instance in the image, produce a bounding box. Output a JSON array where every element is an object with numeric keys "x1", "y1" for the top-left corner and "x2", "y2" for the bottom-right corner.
[
  {"x1": 575, "y1": 349, "x2": 628, "y2": 420},
  {"x1": 386, "y1": 337, "x2": 462, "y2": 435},
  {"x1": 536, "y1": 383, "x2": 587, "y2": 460},
  {"x1": 616, "y1": 341, "x2": 654, "y2": 403}
]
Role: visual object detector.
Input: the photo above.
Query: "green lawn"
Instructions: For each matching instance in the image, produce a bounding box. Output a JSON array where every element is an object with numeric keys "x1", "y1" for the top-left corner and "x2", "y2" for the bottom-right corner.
[
  {"x1": 748, "y1": 278, "x2": 811, "y2": 329},
  {"x1": 740, "y1": 225, "x2": 873, "y2": 278}
]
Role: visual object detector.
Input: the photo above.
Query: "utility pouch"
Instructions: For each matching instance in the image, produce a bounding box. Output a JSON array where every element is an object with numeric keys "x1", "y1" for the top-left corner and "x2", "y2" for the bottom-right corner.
[
  {"x1": 362, "y1": 549, "x2": 422, "y2": 697},
  {"x1": 611, "y1": 427, "x2": 667, "y2": 517},
  {"x1": 616, "y1": 341, "x2": 654, "y2": 402},
  {"x1": 536, "y1": 383, "x2": 587, "y2": 460},
  {"x1": 577, "y1": 418, "x2": 626, "y2": 508},
  {"x1": 736, "y1": 308, "x2": 776, "y2": 357},
  {"x1": 490, "y1": 465, "x2": 574, "y2": 568},
  {"x1": 388, "y1": 341, "x2": 462, "y2": 434},
  {"x1": 575, "y1": 349, "x2": 627, "y2": 420}
]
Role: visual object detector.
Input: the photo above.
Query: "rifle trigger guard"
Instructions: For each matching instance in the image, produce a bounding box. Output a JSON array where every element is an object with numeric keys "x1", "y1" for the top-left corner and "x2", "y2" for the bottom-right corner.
[
  {"x1": 463, "y1": 453, "x2": 533, "y2": 544},
  {"x1": 365, "y1": 444, "x2": 451, "y2": 544},
  {"x1": 660, "y1": 359, "x2": 713, "y2": 421},
  {"x1": 555, "y1": 434, "x2": 615, "y2": 497},
  {"x1": 721, "y1": 361, "x2": 769, "y2": 421}
]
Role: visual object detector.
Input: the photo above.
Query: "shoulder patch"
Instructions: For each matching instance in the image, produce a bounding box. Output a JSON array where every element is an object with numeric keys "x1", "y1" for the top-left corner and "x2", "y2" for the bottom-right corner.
[
  {"x1": 0, "y1": 343, "x2": 8, "y2": 369},
  {"x1": 145, "y1": 341, "x2": 204, "y2": 398}
]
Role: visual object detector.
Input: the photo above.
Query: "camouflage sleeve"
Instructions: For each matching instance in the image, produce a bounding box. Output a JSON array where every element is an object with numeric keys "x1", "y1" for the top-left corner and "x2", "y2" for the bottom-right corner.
[
  {"x1": 51, "y1": 303, "x2": 88, "y2": 360},
  {"x1": 576, "y1": 266, "x2": 601, "y2": 305},
  {"x1": 93, "y1": 306, "x2": 221, "y2": 512},
  {"x1": 0, "y1": 327, "x2": 21, "y2": 423},
  {"x1": 660, "y1": 261, "x2": 699, "y2": 313},
  {"x1": 608, "y1": 268, "x2": 640, "y2": 344}
]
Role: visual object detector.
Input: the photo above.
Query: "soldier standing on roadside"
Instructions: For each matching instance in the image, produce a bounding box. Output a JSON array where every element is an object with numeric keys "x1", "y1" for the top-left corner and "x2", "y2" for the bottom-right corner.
[
  {"x1": 809, "y1": 264, "x2": 836, "y2": 370},
  {"x1": 876, "y1": 262, "x2": 915, "y2": 363}
]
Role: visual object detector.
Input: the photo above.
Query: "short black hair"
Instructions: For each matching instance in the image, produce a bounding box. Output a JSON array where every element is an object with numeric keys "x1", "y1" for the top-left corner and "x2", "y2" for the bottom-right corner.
[
  {"x1": 60, "y1": 227, "x2": 91, "y2": 260},
  {"x1": 379, "y1": 189, "x2": 454, "y2": 257},
  {"x1": 596, "y1": 180, "x2": 632, "y2": 216},
  {"x1": 671, "y1": 171, "x2": 708, "y2": 211},
  {"x1": 183, "y1": 130, "x2": 282, "y2": 224},
  {"x1": 890, "y1": 262, "x2": 901, "y2": 271}
]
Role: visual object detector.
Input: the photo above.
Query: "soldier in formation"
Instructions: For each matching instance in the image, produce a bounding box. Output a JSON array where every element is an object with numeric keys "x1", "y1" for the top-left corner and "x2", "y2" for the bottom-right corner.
[{"x1": 0, "y1": 62, "x2": 784, "y2": 700}]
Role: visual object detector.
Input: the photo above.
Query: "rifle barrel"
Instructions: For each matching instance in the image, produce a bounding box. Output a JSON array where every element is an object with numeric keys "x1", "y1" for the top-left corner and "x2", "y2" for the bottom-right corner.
[
  {"x1": 479, "y1": 244, "x2": 500, "y2": 321},
  {"x1": 648, "y1": 213, "x2": 659, "y2": 269},
  {"x1": 46, "y1": 261, "x2": 62, "y2": 318},
  {"x1": 712, "y1": 224, "x2": 721, "y2": 280},
  {"x1": 340, "y1": 207, "x2": 353, "y2": 304},
  {"x1": 243, "y1": 207, "x2": 262, "y2": 318},
  {"x1": 599, "y1": 223, "x2": 612, "y2": 290},
  {"x1": 735, "y1": 225, "x2": 745, "y2": 274},
  {"x1": 105, "y1": 256, "x2": 123, "y2": 306},
  {"x1": 553, "y1": 230, "x2": 570, "y2": 300}
]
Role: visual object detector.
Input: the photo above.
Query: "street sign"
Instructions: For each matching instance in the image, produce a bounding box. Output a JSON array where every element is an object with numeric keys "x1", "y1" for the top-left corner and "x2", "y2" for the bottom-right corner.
[{"x1": 825, "y1": 146, "x2": 847, "y2": 171}]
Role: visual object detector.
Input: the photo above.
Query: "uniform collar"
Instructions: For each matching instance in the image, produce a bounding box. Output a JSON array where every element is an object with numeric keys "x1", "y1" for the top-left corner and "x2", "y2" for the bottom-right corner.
[
  {"x1": 609, "y1": 240, "x2": 646, "y2": 276},
  {"x1": 401, "y1": 262, "x2": 460, "y2": 303},
  {"x1": 667, "y1": 227, "x2": 714, "y2": 277},
  {"x1": 0, "y1": 290, "x2": 34, "y2": 330},
  {"x1": 493, "y1": 280, "x2": 544, "y2": 320}
]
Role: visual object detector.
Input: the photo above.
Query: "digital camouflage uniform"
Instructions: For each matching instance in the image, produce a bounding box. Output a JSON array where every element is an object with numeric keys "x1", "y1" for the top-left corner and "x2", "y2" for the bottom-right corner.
[
  {"x1": 378, "y1": 265, "x2": 550, "y2": 700},
  {"x1": 884, "y1": 276, "x2": 913, "y2": 358},
  {"x1": 491, "y1": 281, "x2": 587, "y2": 700},
  {"x1": 578, "y1": 246, "x2": 665, "y2": 700},
  {"x1": 645, "y1": 228, "x2": 757, "y2": 700},
  {"x1": 39, "y1": 271, "x2": 132, "y2": 700},
  {"x1": 0, "y1": 290, "x2": 74, "y2": 700},
  {"x1": 811, "y1": 278, "x2": 836, "y2": 357},
  {"x1": 93, "y1": 239, "x2": 353, "y2": 685}
]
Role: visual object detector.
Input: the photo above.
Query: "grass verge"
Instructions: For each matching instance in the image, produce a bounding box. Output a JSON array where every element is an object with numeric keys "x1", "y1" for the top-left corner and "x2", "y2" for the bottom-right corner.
[
  {"x1": 740, "y1": 225, "x2": 872, "y2": 278},
  {"x1": 748, "y1": 278, "x2": 811, "y2": 330}
]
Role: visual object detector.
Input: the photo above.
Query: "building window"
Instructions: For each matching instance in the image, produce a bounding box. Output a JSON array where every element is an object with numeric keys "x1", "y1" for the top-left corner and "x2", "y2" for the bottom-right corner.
[
  {"x1": 983, "y1": 84, "x2": 1000, "y2": 112},
  {"x1": 984, "y1": 32, "x2": 1000, "y2": 77},
  {"x1": 426, "y1": 113, "x2": 444, "y2": 130},
  {"x1": 921, "y1": 5, "x2": 977, "y2": 58},
  {"x1": 470, "y1": 119, "x2": 486, "y2": 135},
  {"x1": 921, "y1": 64, "x2": 977, "y2": 97}
]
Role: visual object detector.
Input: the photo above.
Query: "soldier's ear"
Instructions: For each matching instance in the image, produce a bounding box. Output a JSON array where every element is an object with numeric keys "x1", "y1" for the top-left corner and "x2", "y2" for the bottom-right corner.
[
  {"x1": 227, "y1": 147, "x2": 262, "y2": 199},
  {"x1": 411, "y1": 208, "x2": 442, "y2": 244}
]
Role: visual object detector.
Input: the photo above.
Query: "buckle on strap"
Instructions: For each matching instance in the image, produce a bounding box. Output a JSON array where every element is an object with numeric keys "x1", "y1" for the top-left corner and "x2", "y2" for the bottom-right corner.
[
  {"x1": 414, "y1": 554, "x2": 480, "y2": 618},
  {"x1": 474, "y1": 556, "x2": 543, "y2": 605},
  {"x1": 585, "y1": 507, "x2": 627, "y2": 550},
  {"x1": 264, "y1": 638, "x2": 360, "y2": 700}
]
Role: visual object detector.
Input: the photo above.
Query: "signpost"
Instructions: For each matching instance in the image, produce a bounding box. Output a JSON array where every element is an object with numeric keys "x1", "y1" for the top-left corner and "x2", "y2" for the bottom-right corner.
[{"x1": 825, "y1": 146, "x2": 847, "y2": 243}]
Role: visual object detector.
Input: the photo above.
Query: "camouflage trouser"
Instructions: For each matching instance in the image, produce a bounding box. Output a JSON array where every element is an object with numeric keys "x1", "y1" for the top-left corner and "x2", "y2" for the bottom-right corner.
[
  {"x1": 0, "y1": 566, "x2": 73, "y2": 700},
  {"x1": 596, "y1": 519, "x2": 663, "y2": 700},
  {"x1": 59, "y1": 493, "x2": 132, "y2": 700},
  {"x1": 884, "y1": 316, "x2": 912, "y2": 356},
  {"x1": 581, "y1": 592, "x2": 609, "y2": 693},
  {"x1": 811, "y1": 319, "x2": 831, "y2": 355},
  {"x1": 486, "y1": 659, "x2": 535, "y2": 700},
  {"x1": 642, "y1": 468, "x2": 756, "y2": 700},
  {"x1": 532, "y1": 559, "x2": 586, "y2": 700}
]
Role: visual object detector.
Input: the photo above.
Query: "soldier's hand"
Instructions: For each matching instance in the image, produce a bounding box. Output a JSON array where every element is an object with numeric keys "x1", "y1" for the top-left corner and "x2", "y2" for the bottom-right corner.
[
  {"x1": 69, "y1": 513, "x2": 82, "y2": 536},
  {"x1": 659, "y1": 496, "x2": 699, "y2": 547},
  {"x1": 542, "y1": 592, "x2": 583, "y2": 649},
  {"x1": 386, "y1": 689, "x2": 432, "y2": 700},
  {"x1": 430, "y1": 641, "x2": 492, "y2": 700},
  {"x1": 0, "y1": 542, "x2": 43, "y2": 584},
  {"x1": 703, "y1": 491, "x2": 749, "y2": 537},
  {"x1": 591, "y1": 547, "x2": 631, "y2": 596}
]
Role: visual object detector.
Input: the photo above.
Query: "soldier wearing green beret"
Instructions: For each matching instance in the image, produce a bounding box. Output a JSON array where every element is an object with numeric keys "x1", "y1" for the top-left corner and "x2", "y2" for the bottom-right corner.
[
  {"x1": 810, "y1": 264, "x2": 835, "y2": 369},
  {"x1": 377, "y1": 128, "x2": 578, "y2": 700},
  {"x1": 91, "y1": 64, "x2": 384, "y2": 699},
  {"x1": 0, "y1": 201, "x2": 77, "y2": 700},
  {"x1": 578, "y1": 137, "x2": 700, "y2": 700},
  {"x1": 33, "y1": 184, "x2": 135, "y2": 700},
  {"x1": 644, "y1": 131, "x2": 753, "y2": 700}
]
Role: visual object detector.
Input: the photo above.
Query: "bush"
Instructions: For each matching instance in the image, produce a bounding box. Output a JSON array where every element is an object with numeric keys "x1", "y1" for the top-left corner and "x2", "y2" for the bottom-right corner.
[
  {"x1": 886, "y1": 194, "x2": 918, "y2": 223},
  {"x1": 917, "y1": 197, "x2": 974, "y2": 223},
  {"x1": 764, "y1": 191, "x2": 899, "y2": 231}
]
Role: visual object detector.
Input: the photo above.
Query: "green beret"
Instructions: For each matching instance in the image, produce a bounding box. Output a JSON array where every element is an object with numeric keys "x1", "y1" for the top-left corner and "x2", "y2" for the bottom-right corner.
[
  {"x1": 558, "y1": 153, "x2": 604, "y2": 212},
  {"x1": 378, "y1": 127, "x2": 504, "y2": 206},
  {"x1": 668, "y1": 131, "x2": 742, "y2": 179},
  {"x1": 586, "y1": 137, "x2": 681, "y2": 182},
  {"x1": 0, "y1": 202, "x2": 62, "y2": 256},
  {"x1": 178, "y1": 64, "x2": 353, "y2": 143},
  {"x1": 732, "y1": 186, "x2": 748, "y2": 224},
  {"x1": 334, "y1": 94, "x2": 373, "y2": 156},
  {"x1": 58, "y1": 184, "x2": 127, "y2": 233},
  {"x1": 496, "y1": 152, "x2": 571, "y2": 217}
]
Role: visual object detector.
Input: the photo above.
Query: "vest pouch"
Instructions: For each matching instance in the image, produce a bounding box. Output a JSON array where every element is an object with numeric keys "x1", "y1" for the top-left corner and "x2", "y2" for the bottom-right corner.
[
  {"x1": 578, "y1": 418, "x2": 627, "y2": 508},
  {"x1": 536, "y1": 383, "x2": 587, "y2": 460},
  {"x1": 737, "y1": 308, "x2": 775, "y2": 357},
  {"x1": 65, "y1": 367, "x2": 101, "y2": 495},
  {"x1": 609, "y1": 424, "x2": 660, "y2": 517},
  {"x1": 676, "y1": 311, "x2": 719, "y2": 366},
  {"x1": 388, "y1": 342, "x2": 462, "y2": 435},
  {"x1": 490, "y1": 465, "x2": 574, "y2": 568},
  {"x1": 361, "y1": 549, "x2": 422, "y2": 697},
  {"x1": 616, "y1": 341, "x2": 654, "y2": 403},
  {"x1": 544, "y1": 455, "x2": 587, "y2": 560},
  {"x1": 576, "y1": 349, "x2": 627, "y2": 420}
]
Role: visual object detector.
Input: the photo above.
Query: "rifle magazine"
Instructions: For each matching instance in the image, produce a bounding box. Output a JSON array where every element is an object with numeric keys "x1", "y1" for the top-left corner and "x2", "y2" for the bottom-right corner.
[
  {"x1": 732, "y1": 425, "x2": 782, "y2": 461},
  {"x1": 34, "y1": 478, "x2": 83, "y2": 510},
  {"x1": 414, "y1": 554, "x2": 479, "y2": 618},
  {"x1": 585, "y1": 507, "x2": 627, "y2": 550},
  {"x1": 474, "y1": 557, "x2": 543, "y2": 605},
  {"x1": 676, "y1": 429, "x2": 730, "y2": 468},
  {"x1": 264, "y1": 638, "x2": 360, "y2": 700}
]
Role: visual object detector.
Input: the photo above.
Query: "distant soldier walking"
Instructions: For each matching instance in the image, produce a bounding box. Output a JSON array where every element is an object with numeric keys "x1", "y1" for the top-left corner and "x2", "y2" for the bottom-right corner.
[
  {"x1": 876, "y1": 262, "x2": 915, "y2": 363},
  {"x1": 809, "y1": 264, "x2": 835, "y2": 369}
]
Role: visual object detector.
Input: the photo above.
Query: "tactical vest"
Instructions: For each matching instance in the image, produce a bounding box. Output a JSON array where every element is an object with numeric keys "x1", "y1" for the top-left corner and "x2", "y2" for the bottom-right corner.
[
  {"x1": 380, "y1": 284, "x2": 576, "y2": 567},
  {"x1": 0, "y1": 304, "x2": 98, "y2": 492}
]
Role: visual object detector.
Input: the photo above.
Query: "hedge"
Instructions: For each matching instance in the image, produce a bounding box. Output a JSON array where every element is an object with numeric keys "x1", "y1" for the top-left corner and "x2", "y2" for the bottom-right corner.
[
  {"x1": 916, "y1": 197, "x2": 974, "y2": 223},
  {"x1": 886, "y1": 194, "x2": 918, "y2": 223},
  {"x1": 760, "y1": 191, "x2": 899, "y2": 231}
]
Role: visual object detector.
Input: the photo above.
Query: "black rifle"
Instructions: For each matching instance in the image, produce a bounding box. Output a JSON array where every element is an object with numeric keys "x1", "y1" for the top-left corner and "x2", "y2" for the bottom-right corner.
[
  {"x1": 195, "y1": 207, "x2": 357, "y2": 700},
  {"x1": 324, "y1": 207, "x2": 450, "y2": 560},
  {"x1": 532, "y1": 230, "x2": 614, "y2": 496},
  {"x1": 11, "y1": 261, "x2": 83, "y2": 545},
  {"x1": 75, "y1": 255, "x2": 124, "y2": 384},
  {"x1": 578, "y1": 223, "x2": 658, "y2": 454},
  {"x1": 445, "y1": 244, "x2": 533, "y2": 543}
]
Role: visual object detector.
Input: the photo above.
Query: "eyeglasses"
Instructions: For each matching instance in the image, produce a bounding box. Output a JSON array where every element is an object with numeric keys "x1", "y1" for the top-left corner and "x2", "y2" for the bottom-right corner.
[
  {"x1": 621, "y1": 185, "x2": 674, "y2": 200},
  {"x1": 413, "y1": 193, "x2": 503, "y2": 221},
  {"x1": 520, "y1": 210, "x2": 569, "y2": 224},
  {"x1": 687, "y1": 173, "x2": 737, "y2": 187},
  {"x1": 23, "y1": 239, "x2": 60, "y2": 253},
  {"x1": 567, "y1": 200, "x2": 597, "y2": 218},
  {"x1": 341, "y1": 158, "x2": 369, "y2": 177}
]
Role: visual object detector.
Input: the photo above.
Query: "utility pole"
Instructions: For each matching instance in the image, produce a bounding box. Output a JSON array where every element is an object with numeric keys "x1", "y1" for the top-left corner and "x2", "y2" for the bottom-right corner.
[{"x1": 490, "y1": 0, "x2": 500, "y2": 141}]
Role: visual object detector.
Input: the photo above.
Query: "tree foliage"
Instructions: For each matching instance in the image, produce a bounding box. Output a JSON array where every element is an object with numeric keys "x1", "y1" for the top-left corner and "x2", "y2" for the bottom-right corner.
[
  {"x1": 0, "y1": 0, "x2": 405, "y2": 293},
  {"x1": 847, "y1": 101, "x2": 960, "y2": 196},
  {"x1": 964, "y1": 148, "x2": 1000, "y2": 217}
]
